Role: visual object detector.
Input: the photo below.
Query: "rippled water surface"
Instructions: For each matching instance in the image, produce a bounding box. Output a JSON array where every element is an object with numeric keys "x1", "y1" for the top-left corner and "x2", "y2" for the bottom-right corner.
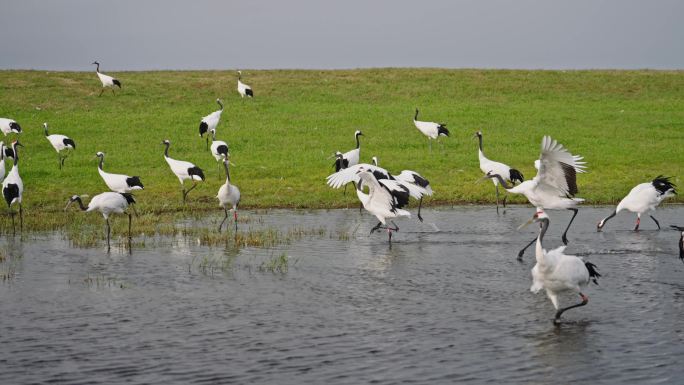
[{"x1": 1, "y1": 206, "x2": 683, "y2": 384}]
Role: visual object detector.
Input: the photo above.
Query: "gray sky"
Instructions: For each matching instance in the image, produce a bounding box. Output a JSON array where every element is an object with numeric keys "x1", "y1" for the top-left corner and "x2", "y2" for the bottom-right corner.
[{"x1": 1, "y1": 0, "x2": 683, "y2": 71}]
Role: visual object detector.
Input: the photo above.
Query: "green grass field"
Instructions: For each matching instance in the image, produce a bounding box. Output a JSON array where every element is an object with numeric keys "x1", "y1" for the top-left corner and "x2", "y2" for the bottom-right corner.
[{"x1": 1, "y1": 68, "x2": 683, "y2": 219}]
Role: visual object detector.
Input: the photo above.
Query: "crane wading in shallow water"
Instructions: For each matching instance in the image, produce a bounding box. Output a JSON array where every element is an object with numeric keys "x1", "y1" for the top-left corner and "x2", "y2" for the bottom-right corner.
[
  {"x1": 597, "y1": 176, "x2": 676, "y2": 232},
  {"x1": 354, "y1": 166, "x2": 412, "y2": 244},
  {"x1": 2, "y1": 141, "x2": 24, "y2": 234},
  {"x1": 671, "y1": 225, "x2": 684, "y2": 263},
  {"x1": 217, "y1": 157, "x2": 240, "y2": 232},
  {"x1": 474, "y1": 131, "x2": 524, "y2": 214},
  {"x1": 92, "y1": 61, "x2": 121, "y2": 96},
  {"x1": 520, "y1": 210, "x2": 601, "y2": 324},
  {"x1": 327, "y1": 156, "x2": 432, "y2": 222},
  {"x1": 65, "y1": 192, "x2": 136, "y2": 251},
  {"x1": 162, "y1": 140, "x2": 205, "y2": 203},
  {"x1": 485, "y1": 136, "x2": 586, "y2": 260},
  {"x1": 369, "y1": 156, "x2": 433, "y2": 222}
]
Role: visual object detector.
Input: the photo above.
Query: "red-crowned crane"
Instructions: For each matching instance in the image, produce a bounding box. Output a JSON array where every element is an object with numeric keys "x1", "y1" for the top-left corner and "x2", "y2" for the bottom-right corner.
[
  {"x1": 413, "y1": 108, "x2": 449, "y2": 151},
  {"x1": 0, "y1": 118, "x2": 22, "y2": 136},
  {"x1": 162, "y1": 140, "x2": 204, "y2": 203},
  {"x1": 92, "y1": 61, "x2": 121, "y2": 96},
  {"x1": 65, "y1": 192, "x2": 136, "y2": 250},
  {"x1": 485, "y1": 136, "x2": 586, "y2": 259},
  {"x1": 597, "y1": 176, "x2": 676, "y2": 231},
  {"x1": 43, "y1": 123, "x2": 76, "y2": 169},
  {"x1": 95, "y1": 152, "x2": 144, "y2": 193},
  {"x1": 355, "y1": 166, "x2": 411, "y2": 244},
  {"x1": 2, "y1": 141, "x2": 24, "y2": 234},
  {"x1": 520, "y1": 210, "x2": 600, "y2": 324},
  {"x1": 474, "y1": 130, "x2": 524, "y2": 213},
  {"x1": 199, "y1": 99, "x2": 224, "y2": 150},
  {"x1": 237, "y1": 70, "x2": 253, "y2": 98},
  {"x1": 217, "y1": 157, "x2": 240, "y2": 232}
]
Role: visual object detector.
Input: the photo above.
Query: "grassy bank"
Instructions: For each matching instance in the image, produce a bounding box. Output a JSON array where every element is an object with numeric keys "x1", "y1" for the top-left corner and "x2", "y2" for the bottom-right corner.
[{"x1": 0, "y1": 68, "x2": 682, "y2": 221}]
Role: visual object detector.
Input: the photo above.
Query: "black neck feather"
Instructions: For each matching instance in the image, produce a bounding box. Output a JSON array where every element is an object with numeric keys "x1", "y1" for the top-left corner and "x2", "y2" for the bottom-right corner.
[
  {"x1": 488, "y1": 173, "x2": 513, "y2": 189},
  {"x1": 539, "y1": 218, "x2": 549, "y2": 244},
  {"x1": 12, "y1": 143, "x2": 18, "y2": 166},
  {"x1": 223, "y1": 161, "x2": 231, "y2": 182},
  {"x1": 74, "y1": 197, "x2": 88, "y2": 211}
]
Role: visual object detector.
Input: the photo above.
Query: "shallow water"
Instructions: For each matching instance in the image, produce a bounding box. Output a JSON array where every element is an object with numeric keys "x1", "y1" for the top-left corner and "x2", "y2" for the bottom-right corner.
[{"x1": 1, "y1": 206, "x2": 683, "y2": 384}]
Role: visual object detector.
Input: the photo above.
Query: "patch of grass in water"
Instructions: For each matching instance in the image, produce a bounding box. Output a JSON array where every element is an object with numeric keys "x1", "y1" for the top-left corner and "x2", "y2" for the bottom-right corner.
[
  {"x1": 187, "y1": 253, "x2": 239, "y2": 276},
  {"x1": 0, "y1": 247, "x2": 22, "y2": 282},
  {"x1": 258, "y1": 253, "x2": 292, "y2": 274},
  {"x1": 76, "y1": 273, "x2": 129, "y2": 289}
]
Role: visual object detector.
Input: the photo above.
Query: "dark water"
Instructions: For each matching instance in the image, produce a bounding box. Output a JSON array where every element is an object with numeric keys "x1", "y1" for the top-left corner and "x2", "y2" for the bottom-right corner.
[{"x1": 1, "y1": 206, "x2": 683, "y2": 384}]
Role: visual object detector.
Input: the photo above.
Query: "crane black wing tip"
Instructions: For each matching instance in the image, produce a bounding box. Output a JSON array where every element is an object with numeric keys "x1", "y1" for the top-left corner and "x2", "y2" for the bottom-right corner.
[
  {"x1": 559, "y1": 162, "x2": 579, "y2": 196},
  {"x1": 126, "y1": 176, "x2": 144, "y2": 189},
  {"x1": 245, "y1": 89, "x2": 254, "y2": 97},
  {"x1": 585, "y1": 262, "x2": 601, "y2": 285},
  {"x1": 437, "y1": 125, "x2": 450, "y2": 137},
  {"x1": 188, "y1": 166, "x2": 205, "y2": 181},
  {"x1": 63, "y1": 138, "x2": 76, "y2": 149},
  {"x1": 411, "y1": 173, "x2": 430, "y2": 188},
  {"x1": 113, "y1": 79, "x2": 122, "y2": 88},
  {"x1": 652, "y1": 175, "x2": 676, "y2": 195},
  {"x1": 509, "y1": 168, "x2": 524, "y2": 184},
  {"x1": 2, "y1": 184, "x2": 19, "y2": 207},
  {"x1": 9, "y1": 122, "x2": 21, "y2": 133},
  {"x1": 120, "y1": 193, "x2": 136, "y2": 204}
]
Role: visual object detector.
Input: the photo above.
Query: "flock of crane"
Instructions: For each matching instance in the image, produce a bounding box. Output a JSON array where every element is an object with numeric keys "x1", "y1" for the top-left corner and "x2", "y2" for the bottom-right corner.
[
  {"x1": 325, "y1": 114, "x2": 680, "y2": 324},
  {"x1": 0, "y1": 63, "x2": 681, "y2": 323},
  {"x1": 0, "y1": 62, "x2": 248, "y2": 243}
]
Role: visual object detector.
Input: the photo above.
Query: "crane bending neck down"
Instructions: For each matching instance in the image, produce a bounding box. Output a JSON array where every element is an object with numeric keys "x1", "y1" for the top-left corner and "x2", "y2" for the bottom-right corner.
[
  {"x1": 485, "y1": 171, "x2": 581, "y2": 259},
  {"x1": 485, "y1": 172, "x2": 514, "y2": 190}
]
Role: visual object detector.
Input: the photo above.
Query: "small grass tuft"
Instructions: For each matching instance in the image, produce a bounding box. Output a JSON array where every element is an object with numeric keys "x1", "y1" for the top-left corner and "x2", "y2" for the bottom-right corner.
[{"x1": 258, "y1": 252, "x2": 291, "y2": 274}]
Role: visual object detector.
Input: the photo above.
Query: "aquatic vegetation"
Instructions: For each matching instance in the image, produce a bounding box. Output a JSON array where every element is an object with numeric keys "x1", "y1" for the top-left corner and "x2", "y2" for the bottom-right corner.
[
  {"x1": 258, "y1": 253, "x2": 291, "y2": 274},
  {"x1": 0, "y1": 247, "x2": 22, "y2": 282},
  {"x1": 78, "y1": 273, "x2": 129, "y2": 289}
]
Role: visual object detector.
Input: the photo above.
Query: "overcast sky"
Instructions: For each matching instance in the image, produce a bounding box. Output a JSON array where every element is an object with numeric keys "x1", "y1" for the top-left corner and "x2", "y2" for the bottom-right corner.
[{"x1": 1, "y1": 0, "x2": 682, "y2": 71}]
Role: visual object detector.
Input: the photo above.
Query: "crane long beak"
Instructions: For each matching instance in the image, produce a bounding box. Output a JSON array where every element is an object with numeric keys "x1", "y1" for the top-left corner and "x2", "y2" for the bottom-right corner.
[
  {"x1": 476, "y1": 175, "x2": 490, "y2": 184},
  {"x1": 64, "y1": 201, "x2": 73, "y2": 211},
  {"x1": 517, "y1": 218, "x2": 535, "y2": 230},
  {"x1": 229, "y1": 161, "x2": 236, "y2": 166}
]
